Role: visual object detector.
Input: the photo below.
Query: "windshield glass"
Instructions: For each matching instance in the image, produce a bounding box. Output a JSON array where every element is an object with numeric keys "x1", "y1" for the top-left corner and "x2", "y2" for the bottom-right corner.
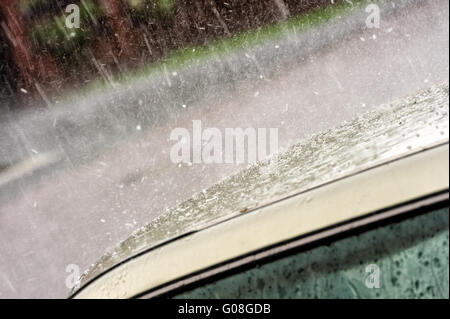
[{"x1": 0, "y1": 0, "x2": 448, "y2": 298}]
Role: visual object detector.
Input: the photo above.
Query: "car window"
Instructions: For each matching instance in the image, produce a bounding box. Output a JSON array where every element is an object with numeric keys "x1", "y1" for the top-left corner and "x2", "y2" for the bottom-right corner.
[{"x1": 174, "y1": 207, "x2": 449, "y2": 299}]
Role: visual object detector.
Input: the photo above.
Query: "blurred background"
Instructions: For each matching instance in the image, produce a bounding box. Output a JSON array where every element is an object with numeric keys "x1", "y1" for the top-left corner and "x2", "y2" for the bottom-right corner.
[{"x1": 0, "y1": 0, "x2": 334, "y2": 108}]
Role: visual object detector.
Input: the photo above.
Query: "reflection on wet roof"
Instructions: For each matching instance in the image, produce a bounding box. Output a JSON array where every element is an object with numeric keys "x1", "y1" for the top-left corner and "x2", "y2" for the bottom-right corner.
[{"x1": 76, "y1": 82, "x2": 449, "y2": 292}]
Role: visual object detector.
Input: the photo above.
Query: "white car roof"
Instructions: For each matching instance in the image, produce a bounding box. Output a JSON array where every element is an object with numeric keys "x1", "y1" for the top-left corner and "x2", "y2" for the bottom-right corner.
[{"x1": 74, "y1": 82, "x2": 449, "y2": 296}]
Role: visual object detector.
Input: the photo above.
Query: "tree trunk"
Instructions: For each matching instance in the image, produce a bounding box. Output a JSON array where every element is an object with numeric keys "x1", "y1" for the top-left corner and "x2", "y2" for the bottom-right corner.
[
  {"x1": 99, "y1": 0, "x2": 136, "y2": 61},
  {"x1": 0, "y1": 0, "x2": 59, "y2": 106},
  {"x1": 0, "y1": 0, "x2": 36, "y2": 94}
]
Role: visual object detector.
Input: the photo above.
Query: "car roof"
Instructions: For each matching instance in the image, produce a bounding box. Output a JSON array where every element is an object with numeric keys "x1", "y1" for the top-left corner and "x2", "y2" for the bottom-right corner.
[{"x1": 73, "y1": 82, "x2": 449, "y2": 296}]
